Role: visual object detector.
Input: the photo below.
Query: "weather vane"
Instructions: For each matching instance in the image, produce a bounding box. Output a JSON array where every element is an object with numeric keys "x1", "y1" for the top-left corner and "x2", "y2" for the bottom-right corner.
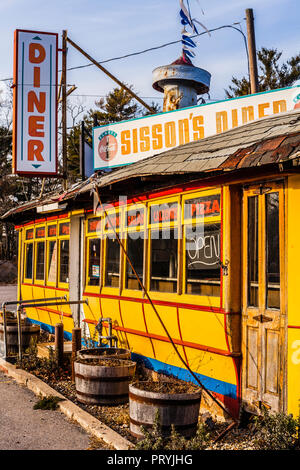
[{"x1": 179, "y1": 0, "x2": 210, "y2": 63}]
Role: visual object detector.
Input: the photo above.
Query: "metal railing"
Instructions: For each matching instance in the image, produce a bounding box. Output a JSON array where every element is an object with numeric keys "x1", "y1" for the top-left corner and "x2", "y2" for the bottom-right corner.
[{"x1": 1, "y1": 297, "x2": 88, "y2": 361}]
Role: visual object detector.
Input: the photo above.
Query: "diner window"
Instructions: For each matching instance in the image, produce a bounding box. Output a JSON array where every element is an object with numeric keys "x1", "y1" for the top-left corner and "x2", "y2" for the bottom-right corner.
[
  {"x1": 150, "y1": 229, "x2": 178, "y2": 293},
  {"x1": 59, "y1": 239, "x2": 69, "y2": 283},
  {"x1": 87, "y1": 238, "x2": 101, "y2": 286},
  {"x1": 25, "y1": 243, "x2": 33, "y2": 279},
  {"x1": 248, "y1": 196, "x2": 259, "y2": 306},
  {"x1": 35, "y1": 241, "x2": 45, "y2": 281},
  {"x1": 48, "y1": 240, "x2": 57, "y2": 284},
  {"x1": 185, "y1": 223, "x2": 221, "y2": 296},
  {"x1": 125, "y1": 234, "x2": 144, "y2": 290},
  {"x1": 105, "y1": 237, "x2": 120, "y2": 288},
  {"x1": 266, "y1": 192, "x2": 280, "y2": 309}
]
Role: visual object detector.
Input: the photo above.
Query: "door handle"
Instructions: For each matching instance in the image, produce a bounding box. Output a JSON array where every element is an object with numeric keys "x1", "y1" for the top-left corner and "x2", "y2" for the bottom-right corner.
[{"x1": 253, "y1": 314, "x2": 272, "y2": 323}]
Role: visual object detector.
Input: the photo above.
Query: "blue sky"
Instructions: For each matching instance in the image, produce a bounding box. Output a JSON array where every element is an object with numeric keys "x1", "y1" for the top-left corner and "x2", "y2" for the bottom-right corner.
[{"x1": 0, "y1": 0, "x2": 299, "y2": 114}]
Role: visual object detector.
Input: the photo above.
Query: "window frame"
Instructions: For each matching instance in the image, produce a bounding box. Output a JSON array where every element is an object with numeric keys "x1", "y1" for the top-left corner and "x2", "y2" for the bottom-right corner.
[
  {"x1": 31, "y1": 224, "x2": 46, "y2": 285},
  {"x1": 23, "y1": 235, "x2": 34, "y2": 283},
  {"x1": 103, "y1": 208, "x2": 122, "y2": 291},
  {"x1": 181, "y1": 188, "x2": 222, "y2": 305},
  {"x1": 57, "y1": 220, "x2": 70, "y2": 288}
]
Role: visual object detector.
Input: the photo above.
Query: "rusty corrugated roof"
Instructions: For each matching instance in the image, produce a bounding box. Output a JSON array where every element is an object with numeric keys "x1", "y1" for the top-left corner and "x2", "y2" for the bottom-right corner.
[{"x1": 3, "y1": 108, "x2": 300, "y2": 221}]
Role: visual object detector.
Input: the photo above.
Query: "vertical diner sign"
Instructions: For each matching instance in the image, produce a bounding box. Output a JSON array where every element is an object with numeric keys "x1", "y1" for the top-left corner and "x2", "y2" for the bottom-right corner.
[{"x1": 13, "y1": 30, "x2": 58, "y2": 176}]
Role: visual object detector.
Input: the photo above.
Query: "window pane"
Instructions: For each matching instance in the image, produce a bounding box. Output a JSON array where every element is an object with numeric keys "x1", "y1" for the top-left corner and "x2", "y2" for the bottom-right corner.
[
  {"x1": 48, "y1": 225, "x2": 57, "y2": 237},
  {"x1": 125, "y1": 234, "x2": 144, "y2": 290},
  {"x1": 88, "y1": 238, "x2": 101, "y2": 286},
  {"x1": 25, "y1": 243, "x2": 33, "y2": 279},
  {"x1": 266, "y1": 192, "x2": 280, "y2": 309},
  {"x1": 59, "y1": 222, "x2": 70, "y2": 236},
  {"x1": 185, "y1": 223, "x2": 220, "y2": 296},
  {"x1": 36, "y1": 241, "x2": 45, "y2": 281},
  {"x1": 59, "y1": 239, "x2": 69, "y2": 283},
  {"x1": 150, "y1": 229, "x2": 178, "y2": 293},
  {"x1": 248, "y1": 196, "x2": 259, "y2": 306},
  {"x1": 48, "y1": 240, "x2": 57, "y2": 283},
  {"x1": 105, "y1": 237, "x2": 120, "y2": 287}
]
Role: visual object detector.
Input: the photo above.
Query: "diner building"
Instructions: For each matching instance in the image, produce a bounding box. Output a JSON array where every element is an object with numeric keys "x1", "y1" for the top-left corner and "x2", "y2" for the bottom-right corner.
[{"x1": 3, "y1": 107, "x2": 300, "y2": 419}]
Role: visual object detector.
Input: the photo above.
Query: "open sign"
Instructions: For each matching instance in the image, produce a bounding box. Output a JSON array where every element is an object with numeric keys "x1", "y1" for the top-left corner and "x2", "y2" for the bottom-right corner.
[{"x1": 186, "y1": 227, "x2": 220, "y2": 270}]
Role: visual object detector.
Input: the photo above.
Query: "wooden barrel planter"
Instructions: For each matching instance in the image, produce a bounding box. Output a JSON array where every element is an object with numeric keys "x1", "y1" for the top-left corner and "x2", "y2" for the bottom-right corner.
[
  {"x1": 77, "y1": 347, "x2": 131, "y2": 361},
  {"x1": 74, "y1": 357, "x2": 136, "y2": 405},
  {"x1": 129, "y1": 381, "x2": 202, "y2": 439},
  {"x1": 0, "y1": 318, "x2": 40, "y2": 355}
]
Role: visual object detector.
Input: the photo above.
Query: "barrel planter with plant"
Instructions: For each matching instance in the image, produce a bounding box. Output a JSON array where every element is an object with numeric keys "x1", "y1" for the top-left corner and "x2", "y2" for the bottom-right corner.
[
  {"x1": 0, "y1": 313, "x2": 40, "y2": 355},
  {"x1": 74, "y1": 357, "x2": 136, "y2": 405},
  {"x1": 129, "y1": 380, "x2": 202, "y2": 439},
  {"x1": 77, "y1": 347, "x2": 131, "y2": 361}
]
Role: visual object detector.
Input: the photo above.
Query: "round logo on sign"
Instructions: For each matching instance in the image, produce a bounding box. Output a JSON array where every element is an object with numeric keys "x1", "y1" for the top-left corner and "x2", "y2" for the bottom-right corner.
[
  {"x1": 98, "y1": 131, "x2": 118, "y2": 162},
  {"x1": 293, "y1": 93, "x2": 300, "y2": 109}
]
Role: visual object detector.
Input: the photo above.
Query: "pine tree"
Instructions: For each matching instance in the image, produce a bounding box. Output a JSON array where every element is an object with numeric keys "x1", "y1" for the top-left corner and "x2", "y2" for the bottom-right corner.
[
  {"x1": 67, "y1": 86, "x2": 160, "y2": 178},
  {"x1": 225, "y1": 47, "x2": 300, "y2": 98}
]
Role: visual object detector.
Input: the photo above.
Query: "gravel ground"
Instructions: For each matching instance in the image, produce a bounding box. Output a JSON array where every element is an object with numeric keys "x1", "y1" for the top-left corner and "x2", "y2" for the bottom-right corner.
[
  {"x1": 46, "y1": 377, "x2": 260, "y2": 450},
  {"x1": 48, "y1": 379, "x2": 136, "y2": 444}
]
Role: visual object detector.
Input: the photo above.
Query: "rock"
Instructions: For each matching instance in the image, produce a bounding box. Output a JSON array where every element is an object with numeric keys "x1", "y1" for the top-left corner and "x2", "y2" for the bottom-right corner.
[{"x1": 0, "y1": 261, "x2": 17, "y2": 283}]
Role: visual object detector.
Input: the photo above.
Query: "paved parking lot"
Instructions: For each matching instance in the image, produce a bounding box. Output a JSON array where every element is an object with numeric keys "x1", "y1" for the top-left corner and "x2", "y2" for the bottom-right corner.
[
  {"x1": 0, "y1": 285, "x2": 18, "y2": 310},
  {"x1": 0, "y1": 372, "x2": 98, "y2": 450}
]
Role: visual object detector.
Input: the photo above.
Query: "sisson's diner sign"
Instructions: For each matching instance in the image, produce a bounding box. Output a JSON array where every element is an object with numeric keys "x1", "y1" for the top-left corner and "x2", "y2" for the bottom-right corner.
[
  {"x1": 93, "y1": 85, "x2": 300, "y2": 171},
  {"x1": 13, "y1": 30, "x2": 58, "y2": 176}
]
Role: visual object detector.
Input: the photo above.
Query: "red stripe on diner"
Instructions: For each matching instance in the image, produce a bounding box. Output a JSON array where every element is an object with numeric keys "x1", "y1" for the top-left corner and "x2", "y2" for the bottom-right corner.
[
  {"x1": 82, "y1": 291, "x2": 238, "y2": 315},
  {"x1": 81, "y1": 318, "x2": 240, "y2": 358},
  {"x1": 15, "y1": 212, "x2": 69, "y2": 229},
  {"x1": 22, "y1": 283, "x2": 69, "y2": 292},
  {"x1": 27, "y1": 306, "x2": 72, "y2": 318},
  {"x1": 288, "y1": 325, "x2": 300, "y2": 329}
]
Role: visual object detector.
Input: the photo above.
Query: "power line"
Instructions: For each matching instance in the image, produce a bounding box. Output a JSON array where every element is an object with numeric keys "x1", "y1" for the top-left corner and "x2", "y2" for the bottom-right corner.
[{"x1": 0, "y1": 22, "x2": 249, "y2": 83}]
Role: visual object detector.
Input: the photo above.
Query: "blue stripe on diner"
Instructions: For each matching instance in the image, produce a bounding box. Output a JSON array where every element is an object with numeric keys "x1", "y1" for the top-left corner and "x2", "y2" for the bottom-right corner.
[
  {"x1": 27, "y1": 319, "x2": 72, "y2": 341},
  {"x1": 25, "y1": 320, "x2": 236, "y2": 398},
  {"x1": 131, "y1": 353, "x2": 237, "y2": 399}
]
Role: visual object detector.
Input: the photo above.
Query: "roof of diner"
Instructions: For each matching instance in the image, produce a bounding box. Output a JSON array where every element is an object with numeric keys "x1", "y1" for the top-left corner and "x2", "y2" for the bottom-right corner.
[{"x1": 3, "y1": 107, "x2": 300, "y2": 222}]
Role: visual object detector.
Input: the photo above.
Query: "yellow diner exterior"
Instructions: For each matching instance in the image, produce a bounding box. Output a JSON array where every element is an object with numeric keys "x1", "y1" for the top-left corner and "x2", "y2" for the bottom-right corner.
[{"x1": 8, "y1": 109, "x2": 300, "y2": 420}]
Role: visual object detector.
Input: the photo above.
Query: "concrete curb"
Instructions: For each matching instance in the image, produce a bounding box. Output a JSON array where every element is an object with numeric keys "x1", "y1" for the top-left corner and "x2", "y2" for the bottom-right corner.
[{"x1": 0, "y1": 358, "x2": 134, "y2": 450}]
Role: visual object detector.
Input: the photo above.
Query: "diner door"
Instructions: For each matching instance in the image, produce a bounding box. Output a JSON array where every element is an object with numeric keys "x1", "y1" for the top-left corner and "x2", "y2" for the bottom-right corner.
[{"x1": 242, "y1": 182, "x2": 286, "y2": 414}]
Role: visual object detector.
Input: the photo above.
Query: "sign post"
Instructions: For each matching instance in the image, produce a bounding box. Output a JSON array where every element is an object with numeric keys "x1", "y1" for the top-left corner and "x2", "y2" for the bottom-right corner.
[{"x1": 13, "y1": 29, "x2": 58, "y2": 176}]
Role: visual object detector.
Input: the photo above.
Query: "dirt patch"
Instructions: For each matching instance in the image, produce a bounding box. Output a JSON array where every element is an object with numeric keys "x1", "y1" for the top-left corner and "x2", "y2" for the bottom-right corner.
[
  {"x1": 132, "y1": 380, "x2": 200, "y2": 394},
  {"x1": 75, "y1": 358, "x2": 135, "y2": 367},
  {"x1": 78, "y1": 348, "x2": 129, "y2": 357}
]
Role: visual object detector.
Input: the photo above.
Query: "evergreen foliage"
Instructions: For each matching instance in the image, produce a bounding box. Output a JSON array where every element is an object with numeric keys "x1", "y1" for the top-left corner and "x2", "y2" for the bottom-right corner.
[{"x1": 225, "y1": 47, "x2": 300, "y2": 98}]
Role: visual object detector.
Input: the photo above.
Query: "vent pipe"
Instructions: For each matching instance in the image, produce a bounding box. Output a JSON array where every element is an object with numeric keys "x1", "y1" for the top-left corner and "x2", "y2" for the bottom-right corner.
[{"x1": 152, "y1": 56, "x2": 211, "y2": 112}]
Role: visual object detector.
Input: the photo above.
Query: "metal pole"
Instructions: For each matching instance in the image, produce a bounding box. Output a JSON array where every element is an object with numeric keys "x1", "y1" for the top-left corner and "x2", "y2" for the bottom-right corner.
[
  {"x1": 108, "y1": 319, "x2": 112, "y2": 348},
  {"x1": 245, "y1": 8, "x2": 259, "y2": 94},
  {"x1": 17, "y1": 305, "x2": 22, "y2": 362},
  {"x1": 2, "y1": 296, "x2": 67, "y2": 307},
  {"x1": 79, "y1": 121, "x2": 85, "y2": 181},
  {"x1": 71, "y1": 327, "x2": 81, "y2": 382},
  {"x1": 21, "y1": 300, "x2": 88, "y2": 309},
  {"x1": 55, "y1": 322, "x2": 64, "y2": 367},
  {"x1": 2, "y1": 304, "x2": 8, "y2": 359},
  {"x1": 62, "y1": 29, "x2": 68, "y2": 190},
  {"x1": 66, "y1": 35, "x2": 155, "y2": 114}
]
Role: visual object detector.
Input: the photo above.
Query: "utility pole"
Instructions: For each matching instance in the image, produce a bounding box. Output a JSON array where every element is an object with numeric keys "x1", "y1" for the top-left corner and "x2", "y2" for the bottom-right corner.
[
  {"x1": 62, "y1": 30, "x2": 68, "y2": 190},
  {"x1": 79, "y1": 121, "x2": 85, "y2": 181},
  {"x1": 66, "y1": 35, "x2": 155, "y2": 114},
  {"x1": 246, "y1": 8, "x2": 259, "y2": 94}
]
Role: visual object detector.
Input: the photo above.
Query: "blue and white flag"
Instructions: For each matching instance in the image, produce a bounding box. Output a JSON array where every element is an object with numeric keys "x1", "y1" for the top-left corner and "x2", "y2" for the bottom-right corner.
[{"x1": 179, "y1": 1, "x2": 210, "y2": 63}]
